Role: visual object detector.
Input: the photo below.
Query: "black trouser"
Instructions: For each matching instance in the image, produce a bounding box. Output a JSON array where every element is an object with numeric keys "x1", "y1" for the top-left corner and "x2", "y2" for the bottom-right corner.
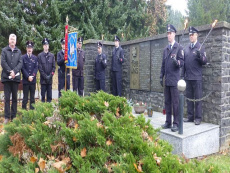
[
  {"x1": 41, "y1": 84, "x2": 52, "y2": 102},
  {"x1": 72, "y1": 76, "x2": 84, "y2": 96},
  {"x1": 95, "y1": 79, "x2": 105, "y2": 92},
  {"x1": 186, "y1": 80, "x2": 202, "y2": 121},
  {"x1": 164, "y1": 86, "x2": 179, "y2": 126},
  {"x1": 58, "y1": 73, "x2": 70, "y2": 98},
  {"x1": 3, "y1": 81, "x2": 19, "y2": 120},
  {"x1": 22, "y1": 84, "x2": 36, "y2": 109},
  {"x1": 112, "y1": 71, "x2": 122, "y2": 96}
]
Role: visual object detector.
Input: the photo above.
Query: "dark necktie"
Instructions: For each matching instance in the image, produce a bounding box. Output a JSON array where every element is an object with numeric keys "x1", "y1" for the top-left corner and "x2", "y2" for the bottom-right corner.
[{"x1": 191, "y1": 43, "x2": 194, "y2": 48}]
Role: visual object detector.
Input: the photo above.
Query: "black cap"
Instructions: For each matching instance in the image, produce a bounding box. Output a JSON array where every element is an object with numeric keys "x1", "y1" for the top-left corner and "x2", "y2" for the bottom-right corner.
[
  {"x1": 167, "y1": 24, "x2": 177, "y2": 33},
  {"x1": 97, "y1": 42, "x2": 102, "y2": 47},
  {"x1": 61, "y1": 38, "x2": 65, "y2": 44},
  {"x1": 189, "y1": 26, "x2": 198, "y2": 35},
  {"x1": 42, "y1": 38, "x2": 49, "y2": 45},
  {"x1": 26, "y1": 41, "x2": 34, "y2": 48},
  {"x1": 114, "y1": 35, "x2": 120, "y2": 41},
  {"x1": 78, "y1": 37, "x2": 83, "y2": 44}
]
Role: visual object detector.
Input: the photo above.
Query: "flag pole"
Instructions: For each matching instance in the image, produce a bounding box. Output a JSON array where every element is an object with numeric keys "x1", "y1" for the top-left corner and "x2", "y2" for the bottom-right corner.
[{"x1": 65, "y1": 16, "x2": 69, "y2": 91}]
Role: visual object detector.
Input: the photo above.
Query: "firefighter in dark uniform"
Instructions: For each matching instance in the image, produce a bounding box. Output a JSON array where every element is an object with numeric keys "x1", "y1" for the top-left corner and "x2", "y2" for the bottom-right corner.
[
  {"x1": 95, "y1": 42, "x2": 107, "y2": 91},
  {"x1": 1, "y1": 34, "x2": 23, "y2": 124},
  {"x1": 21, "y1": 41, "x2": 38, "y2": 110},
  {"x1": 57, "y1": 38, "x2": 70, "y2": 98},
  {"x1": 182, "y1": 26, "x2": 207, "y2": 125},
  {"x1": 112, "y1": 35, "x2": 124, "y2": 96},
  {"x1": 160, "y1": 24, "x2": 184, "y2": 132},
  {"x1": 38, "y1": 38, "x2": 56, "y2": 102},
  {"x1": 72, "y1": 37, "x2": 85, "y2": 96}
]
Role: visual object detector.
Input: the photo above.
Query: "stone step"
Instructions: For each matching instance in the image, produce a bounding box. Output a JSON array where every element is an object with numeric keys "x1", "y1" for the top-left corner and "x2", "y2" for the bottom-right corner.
[{"x1": 133, "y1": 109, "x2": 219, "y2": 159}]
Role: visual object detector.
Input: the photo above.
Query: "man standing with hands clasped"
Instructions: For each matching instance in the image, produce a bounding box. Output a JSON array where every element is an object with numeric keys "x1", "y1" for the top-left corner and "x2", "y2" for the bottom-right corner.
[
  {"x1": 95, "y1": 41, "x2": 107, "y2": 91},
  {"x1": 160, "y1": 24, "x2": 184, "y2": 132},
  {"x1": 111, "y1": 35, "x2": 124, "y2": 96},
  {"x1": 38, "y1": 38, "x2": 55, "y2": 102},
  {"x1": 21, "y1": 41, "x2": 38, "y2": 110},
  {"x1": 182, "y1": 26, "x2": 207, "y2": 125},
  {"x1": 1, "y1": 34, "x2": 23, "y2": 124}
]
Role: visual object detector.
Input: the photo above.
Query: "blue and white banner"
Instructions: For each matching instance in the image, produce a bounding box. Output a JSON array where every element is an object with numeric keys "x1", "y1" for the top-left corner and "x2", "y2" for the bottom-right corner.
[{"x1": 66, "y1": 32, "x2": 78, "y2": 69}]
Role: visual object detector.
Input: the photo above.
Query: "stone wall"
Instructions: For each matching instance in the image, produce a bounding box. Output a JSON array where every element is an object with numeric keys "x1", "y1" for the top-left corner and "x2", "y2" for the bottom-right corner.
[{"x1": 83, "y1": 21, "x2": 230, "y2": 150}]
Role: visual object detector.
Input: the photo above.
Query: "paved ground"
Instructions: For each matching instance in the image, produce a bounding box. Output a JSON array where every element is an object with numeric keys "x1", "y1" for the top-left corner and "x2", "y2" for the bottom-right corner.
[{"x1": 132, "y1": 109, "x2": 219, "y2": 137}]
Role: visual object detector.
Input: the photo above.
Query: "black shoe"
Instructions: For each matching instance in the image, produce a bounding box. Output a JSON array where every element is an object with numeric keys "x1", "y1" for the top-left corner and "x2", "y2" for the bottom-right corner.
[
  {"x1": 171, "y1": 125, "x2": 178, "y2": 132},
  {"x1": 183, "y1": 118, "x2": 194, "y2": 122},
  {"x1": 161, "y1": 123, "x2": 171, "y2": 129},
  {"x1": 195, "y1": 119, "x2": 201, "y2": 125}
]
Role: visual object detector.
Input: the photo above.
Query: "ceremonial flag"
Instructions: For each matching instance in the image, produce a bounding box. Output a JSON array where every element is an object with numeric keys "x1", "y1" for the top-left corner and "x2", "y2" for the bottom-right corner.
[
  {"x1": 64, "y1": 25, "x2": 68, "y2": 63},
  {"x1": 66, "y1": 32, "x2": 78, "y2": 69}
]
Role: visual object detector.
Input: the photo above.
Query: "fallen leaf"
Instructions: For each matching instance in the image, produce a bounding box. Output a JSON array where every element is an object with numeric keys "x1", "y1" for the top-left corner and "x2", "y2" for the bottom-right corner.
[
  {"x1": 153, "y1": 153, "x2": 162, "y2": 166},
  {"x1": 30, "y1": 156, "x2": 37, "y2": 163},
  {"x1": 38, "y1": 158, "x2": 46, "y2": 171},
  {"x1": 47, "y1": 155, "x2": 55, "y2": 160},
  {"x1": 35, "y1": 168, "x2": 39, "y2": 173},
  {"x1": 116, "y1": 107, "x2": 120, "y2": 117},
  {"x1": 44, "y1": 121, "x2": 50, "y2": 125},
  {"x1": 106, "y1": 139, "x2": 113, "y2": 146},
  {"x1": 133, "y1": 163, "x2": 142, "y2": 172},
  {"x1": 148, "y1": 136, "x2": 153, "y2": 142},
  {"x1": 53, "y1": 158, "x2": 71, "y2": 173},
  {"x1": 104, "y1": 101, "x2": 109, "y2": 107},
  {"x1": 74, "y1": 124, "x2": 78, "y2": 130},
  {"x1": 97, "y1": 122, "x2": 103, "y2": 128},
  {"x1": 81, "y1": 147, "x2": 87, "y2": 157},
  {"x1": 73, "y1": 136, "x2": 77, "y2": 142},
  {"x1": 0, "y1": 155, "x2": 3, "y2": 161}
]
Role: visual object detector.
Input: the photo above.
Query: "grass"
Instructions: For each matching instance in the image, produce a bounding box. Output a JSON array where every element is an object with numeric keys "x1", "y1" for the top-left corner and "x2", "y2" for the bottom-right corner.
[{"x1": 199, "y1": 152, "x2": 230, "y2": 172}]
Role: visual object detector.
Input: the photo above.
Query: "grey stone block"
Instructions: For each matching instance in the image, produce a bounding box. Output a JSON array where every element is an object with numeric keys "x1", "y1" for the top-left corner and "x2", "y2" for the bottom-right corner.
[{"x1": 133, "y1": 111, "x2": 219, "y2": 159}]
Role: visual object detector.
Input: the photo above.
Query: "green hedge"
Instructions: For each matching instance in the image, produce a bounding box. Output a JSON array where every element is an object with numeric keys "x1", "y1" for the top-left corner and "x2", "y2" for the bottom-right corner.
[{"x1": 0, "y1": 91, "x2": 220, "y2": 173}]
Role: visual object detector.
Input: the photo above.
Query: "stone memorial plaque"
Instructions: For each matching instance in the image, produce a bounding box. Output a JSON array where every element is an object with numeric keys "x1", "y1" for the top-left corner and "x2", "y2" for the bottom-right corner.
[
  {"x1": 130, "y1": 45, "x2": 140, "y2": 89},
  {"x1": 139, "y1": 42, "x2": 151, "y2": 91}
]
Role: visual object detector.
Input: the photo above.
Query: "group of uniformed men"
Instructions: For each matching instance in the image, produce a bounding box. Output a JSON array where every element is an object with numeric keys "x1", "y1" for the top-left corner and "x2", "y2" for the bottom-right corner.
[
  {"x1": 1, "y1": 24, "x2": 206, "y2": 128},
  {"x1": 1, "y1": 34, "x2": 124, "y2": 124},
  {"x1": 160, "y1": 24, "x2": 207, "y2": 132}
]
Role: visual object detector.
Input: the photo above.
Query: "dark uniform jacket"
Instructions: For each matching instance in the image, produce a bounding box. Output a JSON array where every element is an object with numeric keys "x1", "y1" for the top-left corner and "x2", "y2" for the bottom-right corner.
[
  {"x1": 72, "y1": 48, "x2": 85, "y2": 77},
  {"x1": 182, "y1": 42, "x2": 207, "y2": 80},
  {"x1": 38, "y1": 52, "x2": 55, "y2": 85},
  {"x1": 95, "y1": 53, "x2": 107, "y2": 80},
  {"x1": 21, "y1": 54, "x2": 38, "y2": 84},
  {"x1": 57, "y1": 50, "x2": 69, "y2": 75},
  {"x1": 1, "y1": 46, "x2": 23, "y2": 83},
  {"x1": 112, "y1": 46, "x2": 124, "y2": 72},
  {"x1": 160, "y1": 42, "x2": 184, "y2": 86}
]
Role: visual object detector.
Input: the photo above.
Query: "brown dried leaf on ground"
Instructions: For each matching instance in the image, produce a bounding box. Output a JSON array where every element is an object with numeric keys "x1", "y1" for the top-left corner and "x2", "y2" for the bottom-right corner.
[
  {"x1": 35, "y1": 168, "x2": 39, "y2": 173},
  {"x1": 8, "y1": 133, "x2": 33, "y2": 158},
  {"x1": 30, "y1": 156, "x2": 37, "y2": 163},
  {"x1": 0, "y1": 155, "x2": 3, "y2": 161},
  {"x1": 116, "y1": 107, "x2": 120, "y2": 117},
  {"x1": 153, "y1": 153, "x2": 162, "y2": 166},
  {"x1": 104, "y1": 101, "x2": 109, "y2": 107},
  {"x1": 52, "y1": 157, "x2": 71, "y2": 173},
  {"x1": 106, "y1": 139, "x2": 113, "y2": 146},
  {"x1": 133, "y1": 163, "x2": 143, "y2": 172},
  {"x1": 50, "y1": 142, "x2": 65, "y2": 153},
  {"x1": 81, "y1": 147, "x2": 87, "y2": 158},
  {"x1": 38, "y1": 158, "x2": 46, "y2": 171}
]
